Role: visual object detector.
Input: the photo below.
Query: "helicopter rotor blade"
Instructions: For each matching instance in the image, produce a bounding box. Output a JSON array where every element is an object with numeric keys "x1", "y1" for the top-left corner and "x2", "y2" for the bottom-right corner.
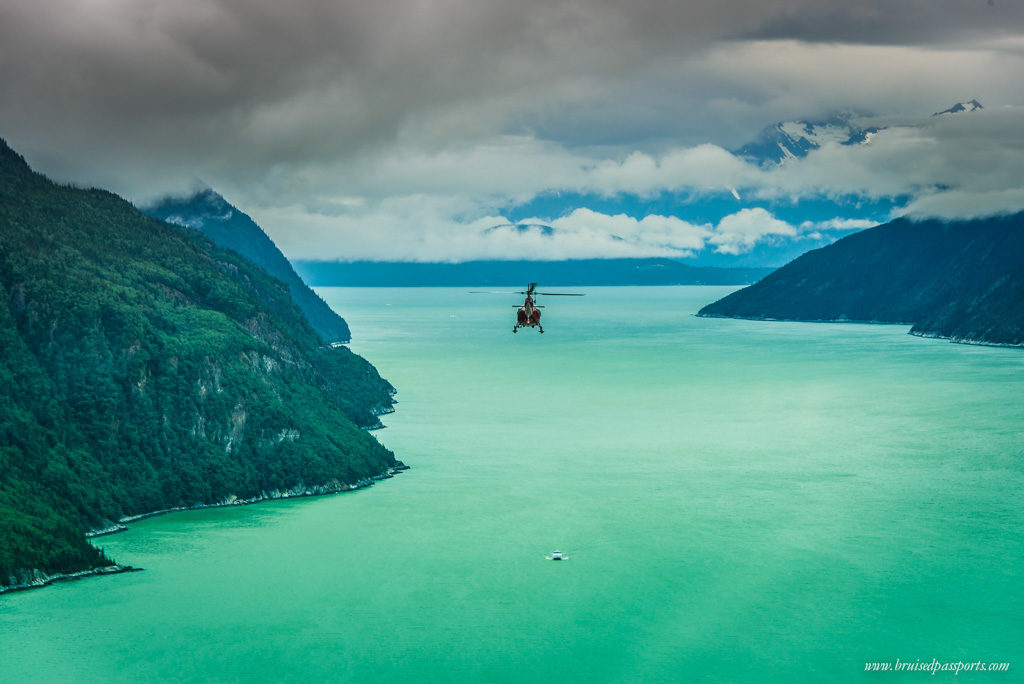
[
  {"x1": 468, "y1": 291, "x2": 527, "y2": 294},
  {"x1": 536, "y1": 292, "x2": 584, "y2": 296}
]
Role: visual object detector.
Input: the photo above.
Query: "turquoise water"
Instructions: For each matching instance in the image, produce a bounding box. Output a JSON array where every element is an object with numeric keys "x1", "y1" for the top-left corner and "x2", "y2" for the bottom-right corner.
[{"x1": 2, "y1": 286, "x2": 1022, "y2": 682}]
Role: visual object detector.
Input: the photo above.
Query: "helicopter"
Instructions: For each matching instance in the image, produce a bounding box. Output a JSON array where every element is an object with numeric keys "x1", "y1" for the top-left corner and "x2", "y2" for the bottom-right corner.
[{"x1": 471, "y1": 283, "x2": 584, "y2": 333}]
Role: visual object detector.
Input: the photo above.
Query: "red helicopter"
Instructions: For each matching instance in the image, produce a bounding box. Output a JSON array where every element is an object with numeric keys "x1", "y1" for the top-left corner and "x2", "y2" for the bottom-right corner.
[{"x1": 472, "y1": 283, "x2": 584, "y2": 333}]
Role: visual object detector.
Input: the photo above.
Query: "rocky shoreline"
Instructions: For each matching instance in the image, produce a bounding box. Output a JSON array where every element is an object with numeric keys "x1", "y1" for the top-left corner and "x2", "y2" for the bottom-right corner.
[
  {"x1": 0, "y1": 565, "x2": 144, "y2": 595},
  {"x1": 908, "y1": 330, "x2": 1024, "y2": 348},
  {"x1": 86, "y1": 463, "x2": 410, "y2": 539},
  {"x1": 3, "y1": 463, "x2": 409, "y2": 595},
  {"x1": 363, "y1": 397, "x2": 398, "y2": 431}
]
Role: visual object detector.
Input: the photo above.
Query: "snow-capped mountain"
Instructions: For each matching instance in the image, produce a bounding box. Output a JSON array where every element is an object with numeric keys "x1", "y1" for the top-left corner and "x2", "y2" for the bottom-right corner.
[
  {"x1": 736, "y1": 100, "x2": 983, "y2": 166},
  {"x1": 734, "y1": 111, "x2": 878, "y2": 166},
  {"x1": 491, "y1": 100, "x2": 983, "y2": 268},
  {"x1": 932, "y1": 99, "x2": 983, "y2": 116}
]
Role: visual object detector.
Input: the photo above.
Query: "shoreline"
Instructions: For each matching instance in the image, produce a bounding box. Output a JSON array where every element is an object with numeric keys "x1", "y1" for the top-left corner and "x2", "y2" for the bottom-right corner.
[
  {"x1": 908, "y1": 330, "x2": 1024, "y2": 349},
  {"x1": 697, "y1": 313, "x2": 1024, "y2": 349},
  {"x1": 695, "y1": 312, "x2": 916, "y2": 326},
  {"x1": 361, "y1": 398, "x2": 398, "y2": 431},
  {"x1": 86, "y1": 462, "x2": 410, "y2": 539},
  {"x1": 0, "y1": 565, "x2": 144, "y2": 596},
  {"x1": 3, "y1": 463, "x2": 409, "y2": 595}
]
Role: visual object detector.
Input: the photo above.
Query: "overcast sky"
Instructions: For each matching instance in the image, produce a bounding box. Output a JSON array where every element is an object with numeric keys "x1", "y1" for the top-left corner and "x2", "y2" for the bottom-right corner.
[{"x1": 2, "y1": 0, "x2": 1024, "y2": 260}]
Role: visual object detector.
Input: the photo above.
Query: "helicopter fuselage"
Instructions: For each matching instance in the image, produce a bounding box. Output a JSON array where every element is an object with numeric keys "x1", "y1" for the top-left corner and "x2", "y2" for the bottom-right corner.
[
  {"x1": 514, "y1": 296, "x2": 543, "y2": 333},
  {"x1": 467, "y1": 283, "x2": 579, "y2": 333}
]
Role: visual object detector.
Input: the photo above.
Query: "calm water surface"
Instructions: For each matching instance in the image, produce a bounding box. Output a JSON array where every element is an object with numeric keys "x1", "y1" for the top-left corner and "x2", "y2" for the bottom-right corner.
[{"x1": 2, "y1": 287, "x2": 1022, "y2": 682}]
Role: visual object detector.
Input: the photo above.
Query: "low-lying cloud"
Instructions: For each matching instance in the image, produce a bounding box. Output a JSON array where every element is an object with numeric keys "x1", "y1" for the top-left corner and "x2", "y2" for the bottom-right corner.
[
  {"x1": 245, "y1": 105, "x2": 1024, "y2": 260},
  {"x1": 259, "y1": 201, "x2": 820, "y2": 262}
]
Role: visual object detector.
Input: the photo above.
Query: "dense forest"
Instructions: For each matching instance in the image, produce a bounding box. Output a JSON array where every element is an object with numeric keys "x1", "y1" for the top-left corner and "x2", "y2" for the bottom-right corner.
[
  {"x1": 0, "y1": 139, "x2": 400, "y2": 588},
  {"x1": 144, "y1": 189, "x2": 352, "y2": 344},
  {"x1": 698, "y1": 213, "x2": 1024, "y2": 347}
]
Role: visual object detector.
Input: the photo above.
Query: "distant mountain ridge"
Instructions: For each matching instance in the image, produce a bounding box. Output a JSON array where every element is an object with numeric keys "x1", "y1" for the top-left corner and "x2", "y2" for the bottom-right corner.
[
  {"x1": 698, "y1": 212, "x2": 1024, "y2": 347},
  {"x1": 294, "y1": 258, "x2": 773, "y2": 287},
  {"x1": 144, "y1": 190, "x2": 351, "y2": 343}
]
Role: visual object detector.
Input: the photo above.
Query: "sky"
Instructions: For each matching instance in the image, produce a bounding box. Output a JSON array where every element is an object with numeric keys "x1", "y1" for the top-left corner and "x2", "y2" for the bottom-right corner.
[{"x1": 2, "y1": 0, "x2": 1024, "y2": 262}]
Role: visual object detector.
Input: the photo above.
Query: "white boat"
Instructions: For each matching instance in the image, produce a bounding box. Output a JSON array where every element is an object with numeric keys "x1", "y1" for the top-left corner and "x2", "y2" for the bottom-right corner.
[{"x1": 547, "y1": 550, "x2": 567, "y2": 561}]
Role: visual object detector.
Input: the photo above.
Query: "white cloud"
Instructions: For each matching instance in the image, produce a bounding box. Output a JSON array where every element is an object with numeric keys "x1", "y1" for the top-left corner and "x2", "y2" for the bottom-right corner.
[
  {"x1": 549, "y1": 208, "x2": 711, "y2": 253},
  {"x1": 242, "y1": 105, "x2": 1024, "y2": 261},
  {"x1": 799, "y1": 218, "x2": 879, "y2": 231},
  {"x1": 261, "y1": 202, "x2": 716, "y2": 262},
  {"x1": 902, "y1": 189, "x2": 1024, "y2": 219},
  {"x1": 709, "y1": 208, "x2": 797, "y2": 254},
  {"x1": 260, "y1": 199, "x2": 816, "y2": 262}
]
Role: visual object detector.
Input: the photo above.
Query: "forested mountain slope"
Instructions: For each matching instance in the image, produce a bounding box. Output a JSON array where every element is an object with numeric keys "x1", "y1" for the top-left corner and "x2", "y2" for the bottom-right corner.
[
  {"x1": 0, "y1": 139, "x2": 399, "y2": 588},
  {"x1": 145, "y1": 190, "x2": 352, "y2": 344},
  {"x1": 698, "y1": 213, "x2": 1024, "y2": 347}
]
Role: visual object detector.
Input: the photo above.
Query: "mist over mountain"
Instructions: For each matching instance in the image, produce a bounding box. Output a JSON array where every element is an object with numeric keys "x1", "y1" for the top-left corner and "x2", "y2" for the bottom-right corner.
[
  {"x1": 932, "y1": 99, "x2": 983, "y2": 116},
  {"x1": 733, "y1": 110, "x2": 878, "y2": 166},
  {"x1": 144, "y1": 190, "x2": 351, "y2": 344},
  {"x1": 731, "y1": 99, "x2": 984, "y2": 167},
  {"x1": 488, "y1": 100, "x2": 985, "y2": 269}
]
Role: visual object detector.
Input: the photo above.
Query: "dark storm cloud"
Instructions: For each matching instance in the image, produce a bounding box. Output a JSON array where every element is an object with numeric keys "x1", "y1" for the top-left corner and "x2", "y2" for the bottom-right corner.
[
  {"x1": 2, "y1": 0, "x2": 1024, "y2": 259},
  {"x1": 4, "y1": 0, "x2": 1020, "y2": 184},
  {"x1": 0, "y1": 0, "x2": 713, "y2": 157},
  {"x1": 748, "y1": 0, "x2": 1024, "y2": 46}
]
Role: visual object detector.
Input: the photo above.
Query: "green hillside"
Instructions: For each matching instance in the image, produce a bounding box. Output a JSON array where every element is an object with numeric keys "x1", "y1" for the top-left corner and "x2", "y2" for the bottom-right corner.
[
  {"x1": 0, "y1": 139, "x2": 400, "y2": 588},
  {"x1": 144, "y1": 189, "x2": 353, "y2": 344},
  {"x1": 698, "y1": 214, "x2": 1024, "y2": 347}
]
